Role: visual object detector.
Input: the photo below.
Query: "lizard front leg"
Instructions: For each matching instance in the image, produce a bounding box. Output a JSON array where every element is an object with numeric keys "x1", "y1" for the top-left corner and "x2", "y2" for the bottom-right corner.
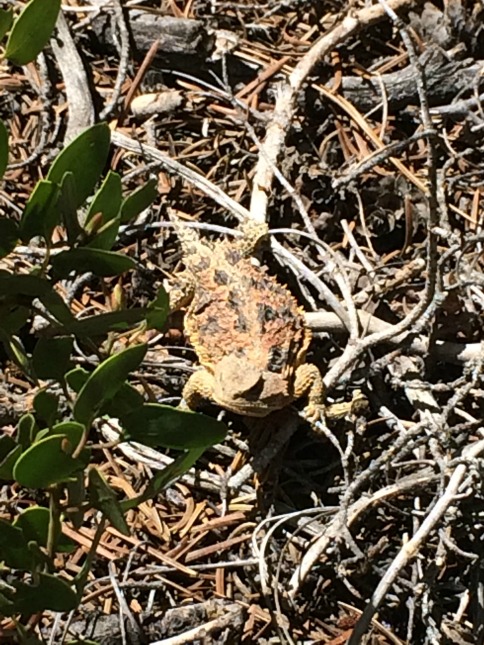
[
  {"x1": 293, "y1": 362, "x2": 325, "y2": 422},
  {"x1": 169, "y1": 271, "x2": 195, "y2": 312},
  {"x1": 236, "y1": 219, "x2": 269, "y2": 256},
  {"x1": 181, "y1": 369, "x2": 216, "y2": 411}
]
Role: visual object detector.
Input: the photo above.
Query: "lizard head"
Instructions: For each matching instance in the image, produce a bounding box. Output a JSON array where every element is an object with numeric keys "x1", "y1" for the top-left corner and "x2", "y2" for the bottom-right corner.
[{"x1": 211, "y1": 354, "x2": 292, "y2": 416}]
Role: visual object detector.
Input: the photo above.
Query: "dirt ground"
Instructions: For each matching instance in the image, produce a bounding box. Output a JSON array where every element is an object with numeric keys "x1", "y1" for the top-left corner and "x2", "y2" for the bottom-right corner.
[{"x1": 1, "y1": 0, "x2": 484, "y2": 643}]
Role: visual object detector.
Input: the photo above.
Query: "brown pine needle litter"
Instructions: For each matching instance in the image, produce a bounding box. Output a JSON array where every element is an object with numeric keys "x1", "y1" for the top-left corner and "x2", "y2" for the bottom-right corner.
[{"x1": 2, "y1": 0, "x2": 484, "y2": 642}]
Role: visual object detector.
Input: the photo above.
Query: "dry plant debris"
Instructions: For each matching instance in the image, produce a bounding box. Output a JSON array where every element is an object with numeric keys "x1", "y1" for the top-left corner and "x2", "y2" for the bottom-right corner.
[{"x1": 2, "y1": 0, "x2": 484, "y2": 643}]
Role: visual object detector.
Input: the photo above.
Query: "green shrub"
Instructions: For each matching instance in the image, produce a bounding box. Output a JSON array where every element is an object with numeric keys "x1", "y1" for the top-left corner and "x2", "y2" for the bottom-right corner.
[{"x1": 0, "y1": 121, "x2": 227, "y2": 636}]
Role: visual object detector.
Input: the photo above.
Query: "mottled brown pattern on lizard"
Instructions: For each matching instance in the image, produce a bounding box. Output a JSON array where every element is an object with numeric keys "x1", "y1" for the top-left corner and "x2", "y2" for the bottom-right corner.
[{"x1": 169, "y1": 214, "x2": 325, "y2": 419}]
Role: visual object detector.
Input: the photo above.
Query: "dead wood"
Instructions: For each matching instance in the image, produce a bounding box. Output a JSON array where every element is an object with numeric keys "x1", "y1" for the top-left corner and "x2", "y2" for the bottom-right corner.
[
  {"x1": 53, "y1": 600, "x2": 244, "y2": 644},
  {"x1": 337, "y1": 45, "x2": 484, "y2": 112},
  {"x1": 90, "y1": 12, "x2": 214, "y2": 63}
]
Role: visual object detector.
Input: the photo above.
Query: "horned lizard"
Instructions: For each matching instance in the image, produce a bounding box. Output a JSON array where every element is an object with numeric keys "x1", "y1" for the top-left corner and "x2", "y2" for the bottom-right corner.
[{"x1": 169, "y1": 214, "x2": 325, "y2": 420}]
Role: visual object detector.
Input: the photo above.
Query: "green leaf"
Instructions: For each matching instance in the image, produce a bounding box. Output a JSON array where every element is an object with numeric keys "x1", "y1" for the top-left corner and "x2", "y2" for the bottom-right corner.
[
  {"x1": 65, "y1": 366, "x2": 89, "y2": 393},
  {"x1": 0, "y1": 303, "x2": 29, "y2": 334},
  {"x1": 0, "y1": 9, "x2": 13, "y2": 40},
  {"x1": 52, "y1": 248, "x2": 136, "y2": 278},
  {"x1": 0, "y1": 272, "x2": 52, "y2": 298},
  {"x1": 70, "y1": 309, "x2": 147, "y2": 337},
  {"x1": 5, "y1": 0, "x2": 61, "y2": 65},
  {"x1": 0, "y1": 218, "x2": 18, "y2": 258},
  {"x1": 33, "y1": 390, "x2": 59, "y2": 427},
  {"x1": 120, "y1": 178, "x2": 158, "y2": 224},
  {"x1": 0, "y1": 273, "x2": 74, "y2": 327},
  {"x1": 12, "y1": 630, "x2": 43, "y2": 645},
  {"x1": 39, "y1": 287, "x2": 75, "y2": 328},
  {"x1": 47, "y1": 123, "x2": 111, "y2": 209},
  {"x1": 86, "y1": 171, "x2": 122, "y2": 226},
  {"x1": 12, "y1": 507, "x2": 49, "y2": 546},
  {"x1": 122, "y1": 447, "x2": 204, "y2": 511},
  {"x1": 146, "y1": 286, "x2": 169, "y2": 330},
  {"x1": 0, "y1": 519, "x2": 34, "y2": 570},
  {"x1": 88, "y1": 469, "x2": 129, "y2": 536},
  {"x1": 74, "y1": 344, "x2": 147, "y2": 426},
  {"x1": 0, "y1": 591, "x2": 15, "y2": 618},
  {"x1": 14, "y1": 506, "x2": 75, "y2": 553},
  {"x1": 0, "y1": 329, "x2": 31, "y2": 376},
  {"x1": 85, "y1": 171, "x2": 122, "y2": 249},
  {"x1": 0, "y1": 435, "x2": 22, "y2": 480},
  {"x1": 50, "y1": 421, "x2": 85, "y2": 448},
  {"x1": 34, "y1": 421, "x2": 88, "y2": 466},
  {"x1": 33, "y1": 336, "x2": 73, "y2": 381},
  {"x1": 68, "y1": 364, "x2": 143, "y2": 421},
  {"x1": 85, "y1": 217, "x2": 120, "y2": 251},
  {"x1": 34, "y1": 428, "x2": 50, "y2": 442},
  {"x1": 101, "y1": 382, "x2": 144, "y2": 418},
  {"x1": 0, "y1": 119, "x2": 9, "y2": 181},
  {"x1": 58, "y1": 171, "x2": 83, "y2": 243},
  {"x1": 12, "y1": 572, "x2": 78, "y2": 613},
  {"x1": 121, "y1": 404, "x2": 227, "y2": 449},
  {"x1": 19, "y1": 179, "x2": 60, "y2": 242},
  {"x1": 34, "y1": 428, "x2": 50, "y2": 443},
  {"x1": 0, "y1": 435, "x2": 17, "y2": 462},
  {"x1": 65, "y1": 471, "x2": 86, "y2": 529},
  {"x1": 67, "y1": 366, "x2": 143, "y2": 418},
  {"x1": 17, "y1": 414, "x2": 37, "y2": 450},
  {"x1": 13, "y1": 434, "x2": 85, "y2": 488}
]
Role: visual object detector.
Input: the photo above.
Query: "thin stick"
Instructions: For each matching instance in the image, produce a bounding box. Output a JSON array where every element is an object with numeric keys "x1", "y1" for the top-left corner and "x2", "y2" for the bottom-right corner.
[
  {"x1": 249, "y1": 0, "x2": 417, "y2": 221},
  {"x1": 347, "y1": 436, "x2": 484, "y2": 644}
]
